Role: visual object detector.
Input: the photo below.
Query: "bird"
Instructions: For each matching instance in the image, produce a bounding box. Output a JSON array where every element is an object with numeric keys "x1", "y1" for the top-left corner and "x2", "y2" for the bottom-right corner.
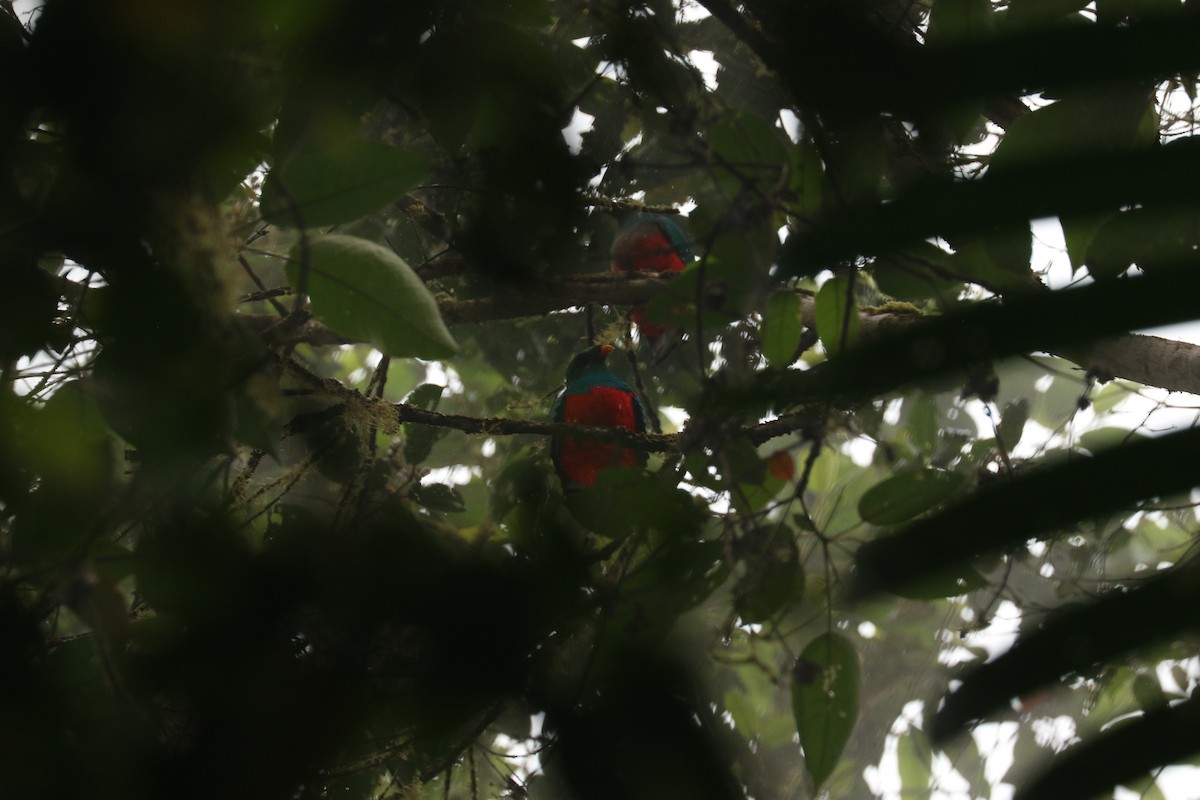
[
  {"x1": 610, "y1": 213, "x2": 694, "y2": 341},
  {"x1": 551, "y1": 344, "x2": 647, "y2": 489}
]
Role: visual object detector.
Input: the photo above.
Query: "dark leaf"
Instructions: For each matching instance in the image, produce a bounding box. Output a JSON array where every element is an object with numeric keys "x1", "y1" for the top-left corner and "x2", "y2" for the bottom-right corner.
[
  {"x1": 858, "y1": 469, "x2": 965, "y2": 525},
  {"x1": 261, "y1": 138, "x2": 428, "y2": 229},
  {"x1": 762, "y1": 290, "x2": 803, "y2": 368},
  {"x1": 792, "y1": 632, "x2": 860, "y2": 791},
  {"x1": 403, "y1": 383, "x2": 447, "y2": 465},
  {"x1": 854, "y1": 427, "x2": 1200, "y2": 598},
  {"x1": 814, "y1": 274, "x2": 859, "y2": 356},
  {"x1": 931, "y1": 558, "x2": 1200, "y2": 742},
  {"x1": 411, "y1": 483, "x2": 467, "y2": 514},
  {"x1": 1015, "y1": 695, "x2": 1200, "y2": 800}
]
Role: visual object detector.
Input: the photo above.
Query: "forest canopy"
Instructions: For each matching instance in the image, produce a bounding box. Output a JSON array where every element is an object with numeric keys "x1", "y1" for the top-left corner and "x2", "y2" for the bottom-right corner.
[{"x1": 4, "y1": 1, "x2": 1200, "y2": 798}]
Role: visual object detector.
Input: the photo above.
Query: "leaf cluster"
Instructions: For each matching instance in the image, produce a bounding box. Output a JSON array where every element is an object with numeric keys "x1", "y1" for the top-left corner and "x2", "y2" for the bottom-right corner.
[{"x1": 4, "y1": 1, "x2": 1200, "y2": 799}]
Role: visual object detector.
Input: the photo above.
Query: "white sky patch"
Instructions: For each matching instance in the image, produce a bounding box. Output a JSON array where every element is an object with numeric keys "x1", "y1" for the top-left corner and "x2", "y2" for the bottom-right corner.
[
  {"x1": 687, "y1": 50, "x2": 719, "y2": 90},
  {"x1": 872, "y1": 703, "x2": 1023, "y2": 800},
  {"x1": 60, "y1": 258, "x2": 106, "y2": 287},
  {"x1": 1031, "y1": 715, "x2": 1078, "y2": 751},
  {"x1": 660, "y1": 405, "x2": 690, "y2": 432},
  {"x1": 845, "y1": 436, "x2": 876, "y2": 466},
  {"x1": 974, "y1": 722, "x2": 1019, "y2": 798},
  {"x1": 931, "y1": 751, "x2": 973, "y2": 797},
  {"x1": 1031, "y1": 217, "x2": 1076, "y2": 290},
  {"x1": 678, "y1": 0, "x2": 711, "y2": 22},
  {"x1": 779, "y1": 109, "x2": 803, "y2": 143},
  {"x1": 423, "y1": 360, "x2": 464, "y2": 395},
  {"x1": 492, "y1": 712, "x2": 545, "y2": 781},
  {"x1": 423, "y1": 465, "x2": 480, "y2": 486},
  {"x1": 938, "y1": 600, "x2": 1021, "y2": 668},
  {"x1": 11, "y1": 0, "x2": 40, "y2": 27},
  {"x1": 596, "y1": 59, "x2": 624, "y2": 81},
  {"x1": 561, "y1": 106, "x2": 595, "y2": 155}
]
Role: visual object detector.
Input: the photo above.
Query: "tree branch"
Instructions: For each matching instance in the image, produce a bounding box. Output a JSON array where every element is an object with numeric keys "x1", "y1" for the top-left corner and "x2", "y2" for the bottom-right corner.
[
  {"x1": 250, "y1": 274, "x2": 1200, "y2": 398},
  {"x1": 795, "y1": 294, "x2": 1200, "y2": 395},
  {"x1": 281, "y1": 354, "x2": 823, "y2": 452}
]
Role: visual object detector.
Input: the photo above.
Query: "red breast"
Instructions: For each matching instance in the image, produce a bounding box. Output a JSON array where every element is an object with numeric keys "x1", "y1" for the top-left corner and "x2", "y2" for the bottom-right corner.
[{"x1": 556, "y1": 386, "x2": 641, "y2": 486}]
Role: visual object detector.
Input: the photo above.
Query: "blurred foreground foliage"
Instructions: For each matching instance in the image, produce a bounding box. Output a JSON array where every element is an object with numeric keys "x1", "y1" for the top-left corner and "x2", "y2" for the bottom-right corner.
[{"x1": 4, "y1": 1, "x2": 1200, "y2": 798}]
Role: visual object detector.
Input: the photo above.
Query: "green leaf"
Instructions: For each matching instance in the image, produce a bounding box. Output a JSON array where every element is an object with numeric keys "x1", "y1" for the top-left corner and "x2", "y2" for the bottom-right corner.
[
  {"x1": 858, "y1": 469, "x2": 965, "y2": 526},
  {"x1": 27, "y1": 382, "x2": 112, "y2": 488},
  {"x1": 1085, "y1": 201, "x2": 1200, "y2": 279},
  {"x1": 731, "y1": 443, "x2": 790, "y2": 513},
  {"x1": 888, "y1": 563, "x2": 989, "y2": 599},
  {"x1": 927, "y1": 0, "x2": 994, "y2": 44},
  {"x1": 287, "y1": 234, "x2": 459, "y2": 359},
  {"x1": 1132, "y1": 672, "x2": 1167, "y2": 711},
  {"x1": 734, "y1": 527, "x2": 805, "y2": 623},
  {"x1": 897, "y1": 729, "x2": 933, "y2": 796},
  {"x1": 1006, "y1": 0, "x2": 1091, "y2": 27},
  {"x1": 565, "y1": 470, "x2": 702, "y2": 539},
  {"x1": 814, "y1": 274, "x2": 859, "y2": 356},
  {"x1": 762, "y1": 290, "x2": 803, "y2": 368},
  {"x1": 261, "y1": 138, "x2": 428, "y2": 229},
  {"x1": 1091, "y1": 380, "x2": 1136, "y2": 414},
  {"x1": 621, "y1": 539, "x2": 729, "y2": 614},
  {"x1": 722, "y1": 661, "x2": 800, "y2": 747},
  {"x1": 904, "y1": 395, "x2": 941, "y2": 452},
  {"x1": 996, "y1": 398, "x2": 1029, "y2": 451},
  {"x1": 952, "y1": 225, "x2": 1033, "y2": 284},
  {"x1": 871, "y1": 241, "x2": 964, "y2": 303},
  {"x1": 989, "y1": 88, "x2": 1151, "y2": 170},
  {"x1": 792, "y1": 632, "x2": 860, "y2": 791},
  {"x1": 411, "y1": 483, "x2": 466, "y2": 513},
  {"x1": 709, "y1": 110, "x2": 789, "y2": 196},
  {"x1": 1079, "y1": 426, "x2": 1143, "y2": 454},
  {"x1": 791, "y1": 138, "x2": 825, "y2": 218},
  {"x1": 1059, "y1": 212, "x2": 1112, "y2": 274},
  {"x1": 403, "y1": 383, "x2": 447, "y2": 465}
]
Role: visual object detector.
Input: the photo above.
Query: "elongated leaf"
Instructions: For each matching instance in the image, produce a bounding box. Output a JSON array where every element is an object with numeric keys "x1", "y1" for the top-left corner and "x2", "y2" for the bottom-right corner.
[
  {"x1": 872, "y1": 240, "x2": 964, "y2": 302},
  {"x1": 723, "y1": 253, "x2": 1200, "y2": 412},
  {"x1": 887, "y1": 564, "x2": 988, "y2": 599},
  {"x1": 995, "y1": 398, "x2": 1029, "y2": 450},
  {"x1": 262, "y1": 138, "x2": 428, "y2": 228},
  {"x1": 791, "y1": 139, "x2": 825, "y2": 218},
  {"x1": 814, "y1": 274, "x2": 859, "y2": 356},
  {"x1": 1016, "y1": 695, "x2": 1200, "y2": 800},
  {"x1": 762, "y1": 290, "x2": 803, "y2": 368},
  {"x1": 858, "y1": 469, "x2": 965, "y2": 525},
  {"x1": 287, "y1": 235, "x2": 458, "y2": 359},
  {"x1": 853, "y1": 426, "x2": 1200, "y2": 598},
  {"x1": 931, "y1": 558, "x2": 1200, "y2": 743},
  {"x1": 792, "y1": 632, "x2": 860, "y2": 790},
  {"x1": 1059, "y1": 212, "x2": 1111, "y2": 274}
]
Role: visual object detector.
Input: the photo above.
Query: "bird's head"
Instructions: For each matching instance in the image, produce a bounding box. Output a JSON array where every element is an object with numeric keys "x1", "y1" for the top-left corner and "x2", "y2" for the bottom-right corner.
[{"x1": 564, "y1": 344, "x2": 616, "y2": 383}]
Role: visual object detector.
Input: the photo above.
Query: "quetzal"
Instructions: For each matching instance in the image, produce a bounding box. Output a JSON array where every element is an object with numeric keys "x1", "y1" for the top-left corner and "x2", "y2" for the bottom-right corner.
[
  {"x1": 551, "y1": 344, "x2": 647, "y2": 488},
  {"x1": 610, "y1": 213, "x2": 695, "y2": 340}
]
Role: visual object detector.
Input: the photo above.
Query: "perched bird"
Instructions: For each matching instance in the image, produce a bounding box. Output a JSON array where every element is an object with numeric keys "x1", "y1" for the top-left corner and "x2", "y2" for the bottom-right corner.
[
  {"x1": 551, "y1": 345, "x2": 647, "y2": 489},
  {"x1": 610, "y1": 213, "x2": 694, "y2": 340}
]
